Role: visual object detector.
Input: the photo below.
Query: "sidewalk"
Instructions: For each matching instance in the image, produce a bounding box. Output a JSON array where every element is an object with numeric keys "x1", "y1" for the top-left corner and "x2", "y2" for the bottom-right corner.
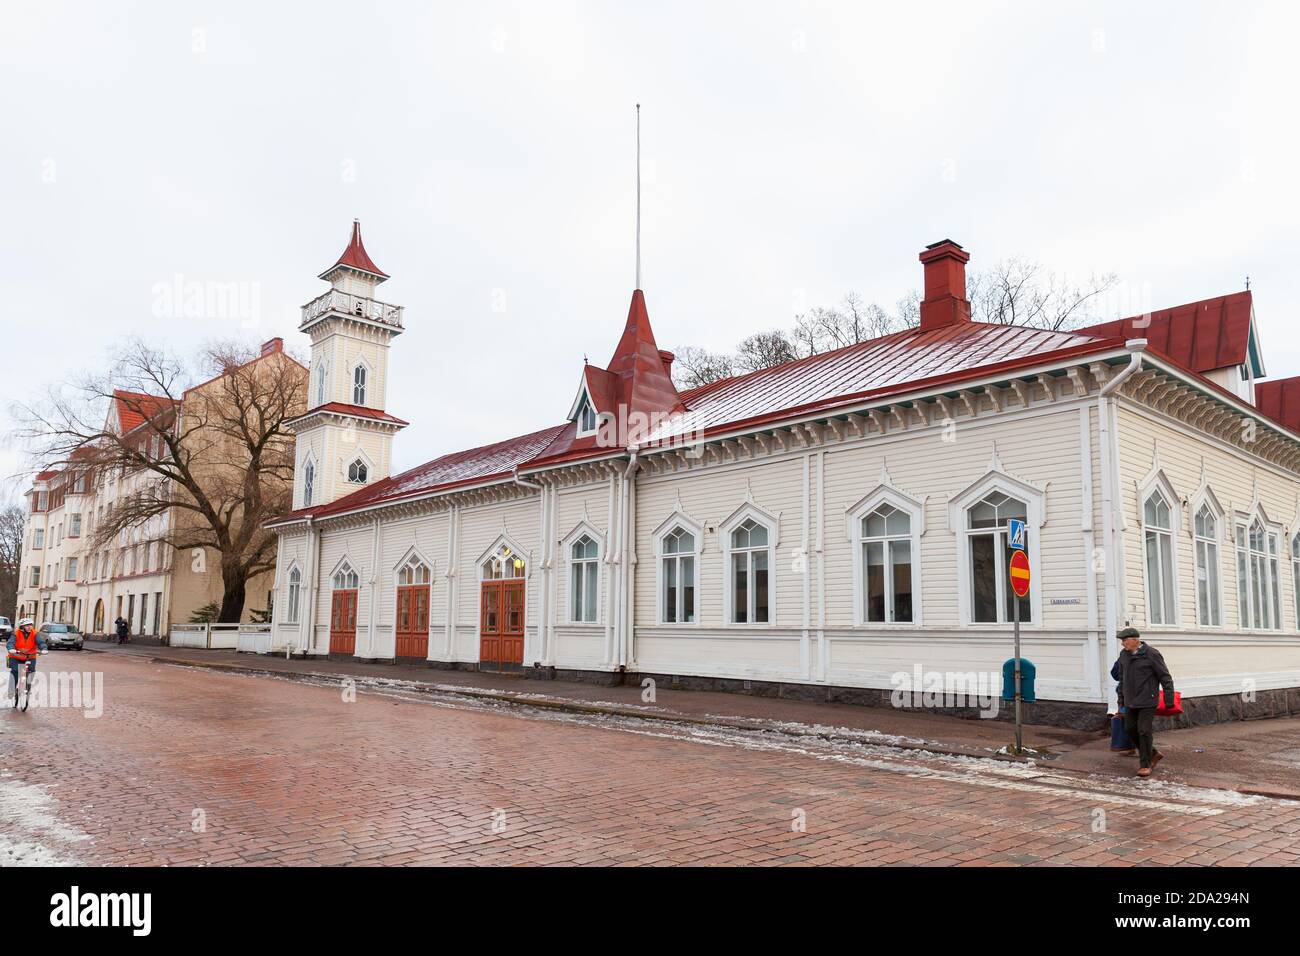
[{"x1": 88, "y1": 643, "x2": 1300, "y2": 800}]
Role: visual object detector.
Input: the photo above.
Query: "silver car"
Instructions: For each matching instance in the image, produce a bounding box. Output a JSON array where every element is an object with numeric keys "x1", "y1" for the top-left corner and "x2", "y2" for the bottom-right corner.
[{"x1": 39, "y1": 622, "x2": 85, "y2": 651}]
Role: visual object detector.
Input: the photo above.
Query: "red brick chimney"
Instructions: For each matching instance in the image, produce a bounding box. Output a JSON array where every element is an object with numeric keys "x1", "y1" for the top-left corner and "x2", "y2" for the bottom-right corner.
[
  {"x1": 658, "y1": 349, "x2": 675, "y2": 379},
  {"x1": 918, "y1": 239, "x2": 971, "y2": 331},
  {"x1": 260, "y1": 337, "x2": 284, "y2": 356}
]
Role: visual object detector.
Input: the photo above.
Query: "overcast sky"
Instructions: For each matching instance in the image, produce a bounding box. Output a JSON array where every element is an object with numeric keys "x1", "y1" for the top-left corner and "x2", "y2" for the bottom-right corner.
[{"x1": 3, "y1": 1, "x2": 1298, "y2": 501}]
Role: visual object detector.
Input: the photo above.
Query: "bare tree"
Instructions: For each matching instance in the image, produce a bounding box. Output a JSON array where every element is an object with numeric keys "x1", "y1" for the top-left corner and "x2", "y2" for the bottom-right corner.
[
  {"x1": 0, "y1": 505, "x2": 22, "y2": 619},
  {"x1": 671, "y1": 345, "x2": 736, "y2": 390},
  {"x1": 968, "y1": 257, "x2": 1118, "y2": 330},
  {"x1": 11, "y1": 338, "x2": 306, "y2": 624},
  {"x1": 672, "y1": 256, "x2": 1118, "y2": 379}
]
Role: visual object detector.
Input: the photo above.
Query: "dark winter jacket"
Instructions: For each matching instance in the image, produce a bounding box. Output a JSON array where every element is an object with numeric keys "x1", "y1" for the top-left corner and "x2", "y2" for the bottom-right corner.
[{"x1": 1117, "y1": 642, "x2": 1175, "y2": 710}]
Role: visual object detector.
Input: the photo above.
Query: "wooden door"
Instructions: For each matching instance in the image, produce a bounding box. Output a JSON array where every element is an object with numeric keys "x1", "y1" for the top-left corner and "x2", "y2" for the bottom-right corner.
[
  {"x1": 395, "y1": 585, "x2": 429, "y2": 658},
  {"x1": 479, "y1": 583, "x2": 502, "y2": 665},
  {"x1": 501, "y1": 580, "x2": 525, "y2": 664},
  {"x1": 330, "y1": 589, "x2": 358, "y2": 654}
]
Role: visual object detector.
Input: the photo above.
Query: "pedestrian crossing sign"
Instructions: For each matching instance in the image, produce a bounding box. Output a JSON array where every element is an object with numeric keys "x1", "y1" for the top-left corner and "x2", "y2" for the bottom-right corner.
[{"x1": 1008, "y1": 518, "x2": 1026, "y2": 551}]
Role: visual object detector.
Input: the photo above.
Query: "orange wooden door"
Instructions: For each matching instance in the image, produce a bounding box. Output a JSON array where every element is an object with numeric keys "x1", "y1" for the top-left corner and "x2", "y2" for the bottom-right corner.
[
  {"x1": 395, "y1": 585, "x2": 429, "y2": 658},
  {"x1": 501, "y1": 580, "x2": 525, "y2": 664},
  {"x1": 479, "y1": 583, "x2": 502, "y2": 664},
  {"x1": 330, "y1": 590, "x2": 357, "y2": 654}
]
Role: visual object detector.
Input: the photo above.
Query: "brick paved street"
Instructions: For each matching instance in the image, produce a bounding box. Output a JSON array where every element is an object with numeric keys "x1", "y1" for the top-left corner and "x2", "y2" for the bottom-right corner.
[{"x1": 2, "y1": 653, "x2": 1299, "y2": 866}]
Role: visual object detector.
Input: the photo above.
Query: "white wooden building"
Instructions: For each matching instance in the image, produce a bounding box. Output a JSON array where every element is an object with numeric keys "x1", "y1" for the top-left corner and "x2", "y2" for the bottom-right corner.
[{"x1": 267, "y1": 226, "x2": 1300, "y2": 726}]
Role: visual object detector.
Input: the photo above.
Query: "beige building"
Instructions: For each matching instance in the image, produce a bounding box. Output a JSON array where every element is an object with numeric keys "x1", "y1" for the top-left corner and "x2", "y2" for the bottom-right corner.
[
  {"x1": 267, "y1": 227, "x2": 1300, "y2": 727},
  {"x1": 17, "y1": 339, "x2": 302, "y2": 638}
]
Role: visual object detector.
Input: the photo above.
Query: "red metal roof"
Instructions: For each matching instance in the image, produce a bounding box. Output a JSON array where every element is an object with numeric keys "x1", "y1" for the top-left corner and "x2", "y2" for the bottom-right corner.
[
  {"x1": 276, "y1": 284, "x2": 1274, "y2": 524},
  {"x1": 1254, "y1": 377, "x2": 1300, "y2": 432},
  {"x1": 113, "y1": 389, "x2": 174, "y2": 433},
  {"x1": 279, "y1": 424, "x2": 566, "y2": 522},
  {"x1": 289, "y1": 402, "x2": 409, "y2": 427},
  {"x1": 319, "y1": 220, "x2": 388, "y2": 280},
  {"x1": 1077, "y1": 291, "x2": 1253, "y2": 375}
]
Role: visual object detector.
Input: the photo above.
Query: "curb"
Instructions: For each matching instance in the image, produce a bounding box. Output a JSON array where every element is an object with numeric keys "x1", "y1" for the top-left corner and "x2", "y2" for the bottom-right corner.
[{"x1": 149, "y1": 654, "x2": 1036, "y2": 765}]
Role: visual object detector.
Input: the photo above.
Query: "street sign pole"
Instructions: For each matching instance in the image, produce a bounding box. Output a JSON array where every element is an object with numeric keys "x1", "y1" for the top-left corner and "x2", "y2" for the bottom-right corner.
[{"x1": 1013, "y1": 589, "x2": 1022, "y2": 754}]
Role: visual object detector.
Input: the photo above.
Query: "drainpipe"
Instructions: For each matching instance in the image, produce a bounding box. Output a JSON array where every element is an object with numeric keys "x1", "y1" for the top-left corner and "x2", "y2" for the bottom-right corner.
[
  {"x1": 618, "y1": 449, "x2": 639, "y2": 670},
  {"x1": 512, "y1": 469, "x2": 546, "y2": 664},
  {"x1": 301, "y1": 516, "x2": 316, "y2": 657},
  {"x1": 1098, "y1": 339, "x2": 1145, "y2": 710}
]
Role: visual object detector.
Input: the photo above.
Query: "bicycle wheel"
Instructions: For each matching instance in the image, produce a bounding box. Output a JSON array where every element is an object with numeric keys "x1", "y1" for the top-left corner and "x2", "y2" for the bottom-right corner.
[{"x1": 20, "y1": 674, "x2": 31, "y2": 712}]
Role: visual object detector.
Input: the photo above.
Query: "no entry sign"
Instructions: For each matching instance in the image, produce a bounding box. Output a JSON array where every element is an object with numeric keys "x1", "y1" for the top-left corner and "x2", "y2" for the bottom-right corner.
[{"x1": 1009, "y1": 549, "x2": 1031, "y2": 597}]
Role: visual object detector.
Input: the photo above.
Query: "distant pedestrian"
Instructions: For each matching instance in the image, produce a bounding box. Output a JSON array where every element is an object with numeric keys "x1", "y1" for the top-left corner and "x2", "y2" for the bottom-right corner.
[
  {"x1": 114, "y1": 616, "x2": 130, "y2": 644},
  {"x1": 1116, "y1": 626, "x2": 1176, "y2": 778}
]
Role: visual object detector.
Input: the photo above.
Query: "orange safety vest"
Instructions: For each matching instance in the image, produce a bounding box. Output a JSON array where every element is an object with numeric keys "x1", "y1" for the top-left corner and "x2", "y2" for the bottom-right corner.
[{"x1": 8, "y1": 627, "x2": 38, "y2": 662}]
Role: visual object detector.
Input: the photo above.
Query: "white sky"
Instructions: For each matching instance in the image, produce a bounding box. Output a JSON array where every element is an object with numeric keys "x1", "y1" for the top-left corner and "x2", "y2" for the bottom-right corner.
[{"x1": 3, "y1": 1, "x2": 1298, "y2": 501}]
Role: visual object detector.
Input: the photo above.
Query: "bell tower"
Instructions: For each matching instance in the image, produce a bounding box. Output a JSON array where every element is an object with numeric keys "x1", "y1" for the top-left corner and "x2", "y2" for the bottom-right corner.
[{"x1": 289, "y1": 221, "x2": 408, "y2": 510}]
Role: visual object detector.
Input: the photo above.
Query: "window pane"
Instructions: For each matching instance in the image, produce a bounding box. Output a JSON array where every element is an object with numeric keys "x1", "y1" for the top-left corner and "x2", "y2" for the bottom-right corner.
[
  {"x1": 663, "y1": 557, "x2": 677, "y2": 623},
  {"x1": 885, "y1": 509, "x2": 910, "y2": 536},
  {"x1": 1270, "y1": 558, "x2": 1281, "y2": 629},
  {"x1": 1207, "y1": 545, "x2": 1220, "y2": 625},
  {"x1": 572, "y1": 564, "x2": 584, "y2": 621},
  {"x1": 584, "y1": 562, "x2": 598, "y2": 622},
  {"x1": 681, "y1": 556, "x2": 695, "y2": 622},
  {"x1": 890, "y1": 539, "x2": 913, "y2": 623},
  {"x1": 1145, "y1": 531, "x2": 1164, "y2": 624},
  {"x1": 864, "y1": 541, "x2": 885, "y2": 622},
  {"x1": 865, "y1": 510, "x2": 887, "y2": 537},
  {"x1": 970, "y1": 534, "x2": 997, "y2": 622},
  {"x1": 1238, "y1": 549, "x2": 1250, "y2": 628},
  {"x1": 753, "y1": 550, "x2": 769, "y2": 623},
  {"x1": 1159, "y1": 534, "x2": 1174, "y2": 623},
  {"x1": 748, "y1": 522, "x2": 769, "y2": 548},
  {"x1": 733, "y1": 552, "x2": 748, "y2": 623}
]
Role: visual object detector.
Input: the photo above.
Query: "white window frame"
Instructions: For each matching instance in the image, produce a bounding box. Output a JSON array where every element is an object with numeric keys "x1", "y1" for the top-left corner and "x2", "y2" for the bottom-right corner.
[
  {"x1": 346, "y1": 457, "x2": 369, "y2": 484},
  {"x1": 653, "y1": 512, "x2": 702, "y2": 626},
  {"x1": 331, "y1": 558, "x2": 360, "y2": 591},
  {"x1": 1139, "y1": 474, "x2": 1180, "y2": 628},
  {"x1": 720, "y1": 504, "x2": 778, "y2": 626},
  {"x1": 301, "y1": 454, "x2": 316, "y2": 508},
  {"x1": 352, "y1": 359, "x2": 369, "y2": 406},
  {"x1": 285, "y1": 563, "x2": 302, "y2": 624},
  {"x1": 1235, "y1": 509, "x2": 1282, "y2": 631},
  {"x1": 1190, "y1": 486, "x2": 1225, "y2": 628},
  {"x1": 562, "y1": 522, "x2": 604, "y2": 625},
  {"x1": 848, "y1": 485, "x2": 924, "y2": 627},
  {"x1": 949, "y1": 470, "x2": 1044, "y2": 627},
  {"x1": 315, "y1": 361, "x2": 328, "y2": 406}
]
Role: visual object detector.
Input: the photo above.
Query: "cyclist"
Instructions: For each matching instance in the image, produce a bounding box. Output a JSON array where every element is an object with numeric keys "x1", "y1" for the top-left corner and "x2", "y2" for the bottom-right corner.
[{"x1": 7, "y1": 617, "x2": 47, "y2": 701}]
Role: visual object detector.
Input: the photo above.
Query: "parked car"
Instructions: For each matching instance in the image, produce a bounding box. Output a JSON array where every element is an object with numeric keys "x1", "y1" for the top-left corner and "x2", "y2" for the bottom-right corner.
[
  {"x1": 39, "y1": 622, "x2": 84, "y2": 651},
  {"x1": 0, "y1": 616, "x2": 11, "y2": 639}
]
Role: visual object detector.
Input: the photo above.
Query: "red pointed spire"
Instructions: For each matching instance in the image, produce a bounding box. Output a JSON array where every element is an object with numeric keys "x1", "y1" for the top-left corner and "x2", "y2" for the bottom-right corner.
[
  {"x1": 319, "y1": 219, "x2": 389, "y2": 281},
  {"x1": 605, "y1": 290, "x2": 684, "y2": 422}
]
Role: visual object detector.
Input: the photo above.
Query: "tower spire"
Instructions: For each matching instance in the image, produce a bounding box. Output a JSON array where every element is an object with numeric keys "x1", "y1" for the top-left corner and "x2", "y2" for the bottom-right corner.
[{"x1": 635, "y1": 103, "x2": 641, "y2": 291}]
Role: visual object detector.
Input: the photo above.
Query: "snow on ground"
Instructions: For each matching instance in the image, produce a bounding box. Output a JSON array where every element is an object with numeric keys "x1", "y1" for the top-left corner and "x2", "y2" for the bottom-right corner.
[{"x1": 0, "y1": 772, "x2": 89, "y2": 866}]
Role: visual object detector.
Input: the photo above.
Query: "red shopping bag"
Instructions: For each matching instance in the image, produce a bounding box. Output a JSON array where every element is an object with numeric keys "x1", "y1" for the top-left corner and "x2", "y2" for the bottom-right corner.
[{"x1": 1155, "y1": 690, "x2": 1183, "y2": 716}]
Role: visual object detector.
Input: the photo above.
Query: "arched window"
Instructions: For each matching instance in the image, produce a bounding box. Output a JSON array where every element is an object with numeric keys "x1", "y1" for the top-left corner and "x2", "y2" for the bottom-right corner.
[
  {"x1": 1142, "y1": 489, "x2": 1176, "y2": 625},
  {"x1": 353, "y1": 364, "x2": 367, "y2": 405},
  {"x1": 347, "y1": 458, "x2": 368, "y2": 483},
  {"x1": 332, "y1": 562, "x2": 359, "y2": 590},
  {"x1": 399, "y1": 556, "x2": 431, "y2": 586},
  {"x1": 302, "y1": 460, "x2": 315, "y2": 507},
  {"x1": 1193, "y1": 503, "x2": 1221, "y2": 626},
  {"x1": 727, "y1": 516, "x2": 773, "y2": 624},
  {"x1": 1292, "y1": 534, "x2": 1300, "y2": 630},
  {"x1": 316, "y1": 363, "x2": 327, "y2": 405},
  {"x1": 1237, "y1": 517, "x2": 1280, "y2": 630},
  {"x1": 966, "y1": 491, "x2": 1030, "y2": 623},
  {"x1": 659, "y1": 525, "x2": 697, "y2": 624},
  {"x1": 285, "y1": 566, "x2": 302, "y2": 624},
  {"x1": 569, "y1": 533, "x2": 600, "y2": 623},
  {"x1": 859, "y1": 503, "x2": 914, "y2": 623},
  {"x1": 481, "y1": 544, "x2": 526, "y2": 580}
]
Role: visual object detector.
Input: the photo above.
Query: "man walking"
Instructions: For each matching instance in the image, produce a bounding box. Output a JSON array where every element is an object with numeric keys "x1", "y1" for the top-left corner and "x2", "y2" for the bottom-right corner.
[{"x1": 1116, "y1": 626, "x2": 1176, "y2": 778}]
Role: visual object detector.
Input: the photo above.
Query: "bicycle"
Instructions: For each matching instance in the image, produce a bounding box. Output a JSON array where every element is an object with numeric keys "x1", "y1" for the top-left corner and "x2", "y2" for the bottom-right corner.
[{"x1": 9, "y1": 659, "x2": 35, "y2": 712}]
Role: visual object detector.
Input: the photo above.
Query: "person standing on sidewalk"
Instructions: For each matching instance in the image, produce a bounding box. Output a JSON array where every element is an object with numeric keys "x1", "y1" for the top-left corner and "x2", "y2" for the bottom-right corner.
[{"x1": 1116, "y1": 626, "x2": 1176, "y2": 778}]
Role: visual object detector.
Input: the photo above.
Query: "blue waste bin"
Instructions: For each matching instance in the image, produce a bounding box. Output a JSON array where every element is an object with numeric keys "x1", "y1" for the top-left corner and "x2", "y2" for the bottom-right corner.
[{"x1": 1001, "y1": 657, "x2": 1036, "y2": 702}]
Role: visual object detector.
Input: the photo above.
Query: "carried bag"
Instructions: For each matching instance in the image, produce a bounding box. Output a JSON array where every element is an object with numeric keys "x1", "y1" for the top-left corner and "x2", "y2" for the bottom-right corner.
[
  {"x1": 1155, "y1": 690, "x2": 1183, "y2": 716},
  {"x1": 1110, "y1": 711, "x2": 1134, "y2": 751}
]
